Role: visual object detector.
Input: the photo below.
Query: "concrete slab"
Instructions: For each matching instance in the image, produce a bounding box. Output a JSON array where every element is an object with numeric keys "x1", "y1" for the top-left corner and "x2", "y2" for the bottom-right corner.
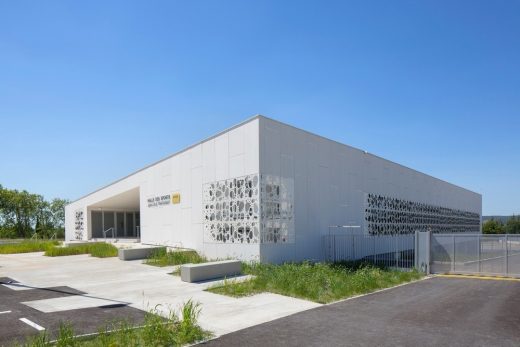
[
  {"x1": 0, "y1": 252, "x2": 320, "y2": 337},
  {"x1": 22, "y1": 296, "x2": 129, "y2": 313},
  {"x1": 2, "y1": 283, "x2": 33, "y2": 291}
]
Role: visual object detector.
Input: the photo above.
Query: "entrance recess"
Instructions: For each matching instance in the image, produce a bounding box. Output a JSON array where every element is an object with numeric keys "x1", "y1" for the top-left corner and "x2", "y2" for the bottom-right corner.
[
  {"x1": 88, "y1": 187, "x2": 140, "y2": 239},
  {"x1": 91, "y1": 211, "x2": 140, "y2": 238}
]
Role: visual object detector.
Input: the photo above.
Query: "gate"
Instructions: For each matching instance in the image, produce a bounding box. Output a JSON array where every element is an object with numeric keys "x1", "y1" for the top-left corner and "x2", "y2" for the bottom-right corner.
[{"x1": 430, "y1": 233, "x2": 520, "y2": 278}]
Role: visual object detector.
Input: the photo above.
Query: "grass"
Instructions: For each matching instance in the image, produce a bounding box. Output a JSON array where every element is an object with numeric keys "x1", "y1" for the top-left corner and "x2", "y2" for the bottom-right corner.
[
  {"x1": 19, "y1": 300, "x2": 211, "y2": 347},
  {"x1": 207, "y1": 261, "x2": 423, "y2": 304},
  {"x1": 44, "y1": 242, "x2": 118, "y2": 258},
  {"x1": 0, "y1": 240, "x2": 60, "y2": 254},
  {"x1": 144, "y1": 248, "x2": 207, "y2": 267}
]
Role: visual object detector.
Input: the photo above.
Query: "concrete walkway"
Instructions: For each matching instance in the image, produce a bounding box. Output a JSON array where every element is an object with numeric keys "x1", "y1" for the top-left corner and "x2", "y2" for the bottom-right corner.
[{"x1": 0, "y1": 252, "x2": 320, "y2": 337}]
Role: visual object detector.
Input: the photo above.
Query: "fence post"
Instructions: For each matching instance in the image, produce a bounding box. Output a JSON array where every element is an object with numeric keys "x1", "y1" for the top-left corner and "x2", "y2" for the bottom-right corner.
[
  {"x1": 477, "y1": 234, "x2": 481, "y2": 273},
  {"x1": 414, "y1": 231, "x2": 418, "y2": 269},
  {"x1": 352, "y1": 234, "x2": 355, "y2": 261},
  {"x1": 333, "y1": 235, "x2": 336, "y2": 262},
  {"x1": 327, "y1": 226, "x2": 331, "y2": 262},
  {"x1": 505, "y1": 234, "x2": 508, "y2": 276},
  {"x1": 451, "y1": 234, "x2": 456, "y2": 273},
  {"x1": 415, "y1": 230, "x2": 430, "y2": 274},
  {"x1": 395, "y1": 236, "x2": 398, "y2": 268},
  {"x1": 373, "y1": 235, "x2": 376, "y2": 264}
]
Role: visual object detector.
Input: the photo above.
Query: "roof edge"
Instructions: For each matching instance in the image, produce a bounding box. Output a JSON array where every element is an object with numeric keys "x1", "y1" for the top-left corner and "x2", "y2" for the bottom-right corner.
[
  {"x1": 257, "y1": 115, "x2": 481, "y2": 198},
  {"x1": 67, "y1": 114, "x2": 262, "y2": 205}
]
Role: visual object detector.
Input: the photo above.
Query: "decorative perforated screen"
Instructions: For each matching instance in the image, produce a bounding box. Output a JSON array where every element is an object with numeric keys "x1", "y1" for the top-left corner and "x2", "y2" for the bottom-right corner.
[
  {"x1": 74, "y1": 210, "x2": 84, "y2": 240},
  {"x1": 203, "y1": 174, "x2": 294, "y2": 244},
  {"x1": 365, "y1": 193, "x2": 480, "y2": 235}
]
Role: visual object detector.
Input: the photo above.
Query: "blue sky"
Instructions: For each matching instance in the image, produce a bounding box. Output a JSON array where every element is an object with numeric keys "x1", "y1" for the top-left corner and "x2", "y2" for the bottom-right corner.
[{"x1": 0, "y1": 1, "x2": 518, "y2": 215}]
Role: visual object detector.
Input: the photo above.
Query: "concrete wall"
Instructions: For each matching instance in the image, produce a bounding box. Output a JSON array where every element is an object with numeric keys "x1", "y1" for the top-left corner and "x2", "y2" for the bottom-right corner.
[
  {"x1": 65, "y1": 117, "x2": 260, "y2": 261},
  {"x1": 258, "y1": 117, "x2": 482, "y2": 263}
]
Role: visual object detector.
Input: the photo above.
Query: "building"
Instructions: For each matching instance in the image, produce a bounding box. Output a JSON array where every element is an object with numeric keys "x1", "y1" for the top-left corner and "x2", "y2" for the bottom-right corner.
[{"x1": 65, "y1": 115, "x2": 482, "y2": 262}]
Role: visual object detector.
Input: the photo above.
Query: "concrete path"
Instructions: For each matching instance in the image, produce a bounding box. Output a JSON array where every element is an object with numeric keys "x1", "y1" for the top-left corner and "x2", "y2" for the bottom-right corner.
[
  {"x1": 201, "y1": 277, "x2": 520, "y2": 347},
  {"x1": 0, "y1": 252, "x2": 320, "y2": 338}
]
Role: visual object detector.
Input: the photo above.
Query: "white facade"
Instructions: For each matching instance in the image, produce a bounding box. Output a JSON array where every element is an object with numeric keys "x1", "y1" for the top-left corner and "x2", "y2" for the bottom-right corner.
[{"x1": 65, "y1": 115, "x2": 482, "y2": 262}]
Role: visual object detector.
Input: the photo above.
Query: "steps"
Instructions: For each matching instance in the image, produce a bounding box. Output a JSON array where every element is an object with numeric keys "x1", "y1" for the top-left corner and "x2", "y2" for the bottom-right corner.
[{"x1": 90, "y1": 238, "x2": 140, "y2": 244}]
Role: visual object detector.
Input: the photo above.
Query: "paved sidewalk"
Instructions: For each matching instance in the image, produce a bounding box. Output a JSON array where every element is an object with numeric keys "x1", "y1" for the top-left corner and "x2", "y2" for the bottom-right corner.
[{"x1": 0, "y1": 252, "x2": 320, "y2": 338}]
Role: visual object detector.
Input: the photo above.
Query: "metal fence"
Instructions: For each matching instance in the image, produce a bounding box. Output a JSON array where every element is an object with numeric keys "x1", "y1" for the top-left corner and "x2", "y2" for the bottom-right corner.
[
  {"x1": 431, "y1": 233, "x2": 520, "y2": 277},
  {"x1": 322, "y1": 233, "x2": 415, "y2": 269}
]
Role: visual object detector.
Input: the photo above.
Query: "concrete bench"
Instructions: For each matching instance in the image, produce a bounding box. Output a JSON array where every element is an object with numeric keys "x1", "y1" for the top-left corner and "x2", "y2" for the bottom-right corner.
[
  {"x1": 118, "y1": 246, "x2": 166, "y2": 261},
  {"x1": 181, "y1": 260, "x2": 241, "y2": 283}
]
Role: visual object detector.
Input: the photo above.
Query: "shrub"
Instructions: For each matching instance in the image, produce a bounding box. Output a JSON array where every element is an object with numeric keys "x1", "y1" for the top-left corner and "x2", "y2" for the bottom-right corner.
[
  {"x1": 21, "y1": 301, "x2": 211, "y2": 346},
  {"x1": 44, "y1": 242, "x2": 118, "y2": 258},
  {"x1": 208, "y1": 261, "x2": 423, "y2": 304},
  {"x1": 145, "y1": 249, "x2": 207, "y2": 267},
  {"x1": 88, "y1": 243, "x2": 119, "y2": 258},
  {"x1": 0, "y1": 240, "x2": 60, "y2": 254},
  {"x1": 56, "y1": 323, "x2": 76, "y2": 347},
  {"x1": 177, "y1": 300, "x2": 205, "y2": 343},
  {"x1": 0, "y1": 227, "x2": 17, "y2": 239}
]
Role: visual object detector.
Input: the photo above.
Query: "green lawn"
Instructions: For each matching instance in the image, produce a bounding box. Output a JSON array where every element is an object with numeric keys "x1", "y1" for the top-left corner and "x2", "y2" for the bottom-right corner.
[
  {"x1": 144, "y1": 248, "x2": 207, "y2": 267},
  {"x1": 44, "y1": 242, "x2": 118, "y2": 258},
  {"x1": 20, "y1": 300, "x2": 212, "y2": 347},
  {"x1": 207, "y1": 261, "x2": 423, "y2": 304},
  {"x1": 0, "y1": 240, "x2": 60, "y2": 254}
]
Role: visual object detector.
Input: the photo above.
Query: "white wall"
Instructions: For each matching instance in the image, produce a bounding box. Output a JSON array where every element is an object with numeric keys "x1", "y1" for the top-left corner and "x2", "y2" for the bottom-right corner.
[
  {"x1": 258, "y1": 117, "x2": 482, "y2": 263},
  {"x1": 66, "y1": 115, "x2": 482, "y2": 264},
  {"x1": 65, "y1": 117, "x2": 260, "y2": 261}
]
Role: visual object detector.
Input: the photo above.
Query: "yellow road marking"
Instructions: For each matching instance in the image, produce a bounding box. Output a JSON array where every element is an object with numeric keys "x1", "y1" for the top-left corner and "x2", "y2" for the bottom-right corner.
[{"x1": 437, "y1": 274, "x2": 520, "y2": 282}]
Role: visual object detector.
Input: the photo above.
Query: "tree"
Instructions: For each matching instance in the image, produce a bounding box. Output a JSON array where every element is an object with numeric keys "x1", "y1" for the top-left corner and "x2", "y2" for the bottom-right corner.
[
  {"x1": 482, "y1": 219, "x2": 504, "y2": 234},
  {"x1": 0, "y1": 185, "x2": 69, "y2": 239},
  {"x1": 49, "y1": 198, "x2": 69, "y2": 238},
  {"x1": 505, "y1": 215, "x2": 520, "y2": 234},
  {"x1": 0, "y1": 185, "x2": 17, "y2": 238}
]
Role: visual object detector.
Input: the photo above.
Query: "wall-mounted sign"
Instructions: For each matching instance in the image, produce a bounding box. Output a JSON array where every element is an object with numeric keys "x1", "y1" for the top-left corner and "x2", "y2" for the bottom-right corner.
[
  {"x1": 147, "y1": 194, "x2": 171, "y2": 208},
  {"x1": 147, "y1": 193, "x2": 181, "y2": 208}
]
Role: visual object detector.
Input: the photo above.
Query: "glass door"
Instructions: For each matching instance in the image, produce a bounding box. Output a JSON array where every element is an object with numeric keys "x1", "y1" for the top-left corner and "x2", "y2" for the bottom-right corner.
[
  {"x1": 103, "y1": 212, "x2": 115, "y2": 236},
  {"x1": 135, "y1": 212, "x2": 140, "y2": 237},
  {"x1": 116, "y1": 212, "x2": 125, "y2": 237},
  {"x1": 126, "y1": 212, "x2": 135, "y2": 237},
  {"x1": 91, "y1": 211, "x2": 103, "y2": 238}
]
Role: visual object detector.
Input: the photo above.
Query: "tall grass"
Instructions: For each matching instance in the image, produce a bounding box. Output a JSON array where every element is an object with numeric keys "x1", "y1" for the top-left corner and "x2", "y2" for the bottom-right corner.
[
  {"x1": 55, "y1": 323, "x2": 76, "y2": 347},
  {"x1": 20, "y1": 301, "x2": 211, "y2": 347},
  {"x1": 145, "y1": 248, "x2": 207, "y2": 267},
  {"x1": 208, "y1": 261, "x2": 423, "y2": 304},
  {"x1": 44, "y1": 242, "x2": 118, "y2": 258},
  {"x1": 0, "y1": 240, "x2": 60, "y2": 254}
]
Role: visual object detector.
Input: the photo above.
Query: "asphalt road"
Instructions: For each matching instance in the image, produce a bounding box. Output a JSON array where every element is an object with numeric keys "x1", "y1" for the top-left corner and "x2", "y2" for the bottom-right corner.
[
  {"x1": 201, "y1": 277, "x2": 520, "y2": 347},
  {"x1": 0, "y1": 277, "x2": 146, "y2": 346}
]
